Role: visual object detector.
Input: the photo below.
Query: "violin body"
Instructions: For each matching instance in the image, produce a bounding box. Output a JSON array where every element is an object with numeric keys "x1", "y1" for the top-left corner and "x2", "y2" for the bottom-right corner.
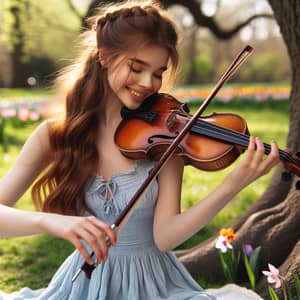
[{"x1": 115, "y1": 93, "x2": 249, "y2": 171}]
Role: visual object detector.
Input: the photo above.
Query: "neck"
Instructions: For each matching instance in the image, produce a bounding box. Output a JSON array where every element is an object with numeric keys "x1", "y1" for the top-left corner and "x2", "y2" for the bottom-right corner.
[{"x1": 99, "y1": 94, "x2": 123, "y2": 128}]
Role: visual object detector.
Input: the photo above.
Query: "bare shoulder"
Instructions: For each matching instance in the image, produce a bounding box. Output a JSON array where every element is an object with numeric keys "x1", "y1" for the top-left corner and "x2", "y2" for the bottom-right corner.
[
  {"x1": 34, "y1": 118, "x2": 55, "y2": 139},
  {"x1": 21, "y1": 118, "x2": 59, "y2": 163},
  {"x1": 31, "y1": 118, "x2": 58, "y2": 155},
  {"x1": 0, "y1": 119, "x2": 59, "y2": 205}
]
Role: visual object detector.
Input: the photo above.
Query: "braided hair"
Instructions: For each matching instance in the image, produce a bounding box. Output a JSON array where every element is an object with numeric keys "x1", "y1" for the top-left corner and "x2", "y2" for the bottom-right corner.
[{"x1": 32, "y1": 0, "x2": 180, "y2": 216}]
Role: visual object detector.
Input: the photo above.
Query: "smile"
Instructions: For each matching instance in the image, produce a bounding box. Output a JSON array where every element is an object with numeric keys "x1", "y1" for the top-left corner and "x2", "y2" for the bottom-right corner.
[{"x1": 129, "y1": 88, "x2": 144, "y2": 98}]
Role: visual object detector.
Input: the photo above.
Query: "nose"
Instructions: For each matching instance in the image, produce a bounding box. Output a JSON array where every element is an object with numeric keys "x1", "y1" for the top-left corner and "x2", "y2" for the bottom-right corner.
[{"x1": 138, "y1": 73, "x2": 153, "y2": 89}]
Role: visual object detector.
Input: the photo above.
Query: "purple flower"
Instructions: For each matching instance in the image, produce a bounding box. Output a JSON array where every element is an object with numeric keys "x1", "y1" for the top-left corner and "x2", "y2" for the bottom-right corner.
[{"x1": 244, "y1": 244, "x2": 253, "y2": 257}]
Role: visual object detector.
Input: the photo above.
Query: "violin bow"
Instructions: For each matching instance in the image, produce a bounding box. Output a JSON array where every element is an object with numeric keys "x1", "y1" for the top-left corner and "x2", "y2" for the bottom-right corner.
[{"x1": 71, "y1": 44, "x2": 254, "y2": 282}]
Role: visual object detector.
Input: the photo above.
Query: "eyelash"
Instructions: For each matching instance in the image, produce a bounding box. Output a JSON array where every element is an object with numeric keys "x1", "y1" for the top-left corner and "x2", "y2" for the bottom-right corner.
[
  {"x1": 130, "y1": 66, "x2": 163, "y2": 80},
  {"x1": 130, "y1": 66, "x2": 142, "y2": 73},
  {"x1": 154, "y1": 74, "x2": 163, "y2": 80}
]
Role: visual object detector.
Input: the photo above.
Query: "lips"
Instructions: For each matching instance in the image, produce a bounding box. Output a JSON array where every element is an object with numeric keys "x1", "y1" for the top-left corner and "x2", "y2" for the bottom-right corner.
[{"x1": 128, "y1": 88, "x2": 148, "y2": 103}]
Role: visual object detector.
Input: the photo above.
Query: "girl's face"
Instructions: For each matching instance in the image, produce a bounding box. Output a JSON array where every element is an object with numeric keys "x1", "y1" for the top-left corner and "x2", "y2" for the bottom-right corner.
[{"x1": 106, "y1": 43, "x2": 169, "y2": 109}]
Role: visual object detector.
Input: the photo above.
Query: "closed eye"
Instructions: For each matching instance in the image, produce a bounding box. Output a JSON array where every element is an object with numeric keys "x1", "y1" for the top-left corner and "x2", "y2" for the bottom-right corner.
[
  {"x1": 129, "y1": 58, "x2": 167, "y2": 75},
  {"x1": 129, "y1": 65, "x2": 163, "y2": 79},
  {"x1": 129, "y1": 65, "x2": 142, "y2": 73},
  {"x1": 153, "y1": 73, "x2": 163, "y2": 79}
]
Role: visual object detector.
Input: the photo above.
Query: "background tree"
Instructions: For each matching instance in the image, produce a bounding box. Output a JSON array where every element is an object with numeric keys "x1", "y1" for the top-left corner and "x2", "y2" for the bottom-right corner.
[
  {"x1": 0, "y1": 0, "x2": 80, "y2": 87},
  {"x1": 0, "y1": 0, "x2": 289, "y2": 86}
]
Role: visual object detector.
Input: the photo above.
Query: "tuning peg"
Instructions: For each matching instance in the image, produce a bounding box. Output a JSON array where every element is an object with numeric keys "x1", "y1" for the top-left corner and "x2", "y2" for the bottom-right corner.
[
  {"x1": 295, "y1": 181, "x2": 300, "y2": 190},
  {"x1": 281, "y1": 171, "x2": 292, "y2": 182}
]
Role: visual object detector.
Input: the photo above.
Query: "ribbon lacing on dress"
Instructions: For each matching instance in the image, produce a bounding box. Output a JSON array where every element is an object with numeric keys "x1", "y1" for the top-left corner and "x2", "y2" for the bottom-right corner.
[{"x1": 97, "y1": 180, "x2": 118, "y2": 216}]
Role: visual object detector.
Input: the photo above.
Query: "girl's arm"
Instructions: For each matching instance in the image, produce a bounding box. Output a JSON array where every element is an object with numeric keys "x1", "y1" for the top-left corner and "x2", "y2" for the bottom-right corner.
[
  {"x1": 0, "y1": 204, "x2": 116, "y2": 264},
  {"x1": 0, "y1": 120, "x2": 53, "y2": 206},
  {"x1": 0, "y1": 121, "x2": 116, "y2": 264},
  {"x1": 153, "y1": 136, "x2": 280, "y2": 252}
]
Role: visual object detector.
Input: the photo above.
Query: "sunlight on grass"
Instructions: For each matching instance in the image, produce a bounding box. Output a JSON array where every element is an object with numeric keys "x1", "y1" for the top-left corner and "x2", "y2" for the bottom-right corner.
[
  {"x1": 0, "y1": 88, "x2": 53, "y2": 99},
  {"x1": 0, "y1": 235, "x2": 74, "y2": 292}
]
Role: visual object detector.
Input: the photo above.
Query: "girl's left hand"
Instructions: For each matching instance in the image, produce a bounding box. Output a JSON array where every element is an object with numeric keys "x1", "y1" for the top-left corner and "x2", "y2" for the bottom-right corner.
[{"x1": 225, "y1": 136, "x2": 280, "y2": 190}]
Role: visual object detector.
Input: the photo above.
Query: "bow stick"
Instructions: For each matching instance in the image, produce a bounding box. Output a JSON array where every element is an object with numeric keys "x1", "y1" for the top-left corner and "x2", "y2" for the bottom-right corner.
[{"x1": 71, "y1": 44, "x2": 254, "y2": 282}]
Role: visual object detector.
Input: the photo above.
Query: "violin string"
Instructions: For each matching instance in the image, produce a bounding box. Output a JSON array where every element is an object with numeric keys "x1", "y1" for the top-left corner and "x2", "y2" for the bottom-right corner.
[
  {"x1": 159, "y1": 111, "x2": 297, "y2": 165},
  {"x1": 168, "y1": 114, "x2": 292, "y2": 164},
  {"x1": 191, "y1": 119, "x2": 298, "y2": 165},
  {"x1": 192, "y1": 120, "x2": 289, "y2": 160},
  {"x1": 195, "y1": 121, "x2": 296, "y2": 164}
]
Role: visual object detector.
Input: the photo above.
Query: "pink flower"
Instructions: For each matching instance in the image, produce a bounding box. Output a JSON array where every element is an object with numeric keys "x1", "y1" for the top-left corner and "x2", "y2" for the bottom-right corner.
[
  {"x1": 29, "y1": 111, "x2": 40, "y2": 121},
  {"x1": 262, "y1": 263, "x2": 281, "y2": 288},
  {"x1": 18, "y1": 107, "x2": 29, "y2": 121},
  {"x1": 215, "y1": 235, "x2": 233, "y2": 253},
  {"x1": 1, "y1": 108, "x2": 16, "y2": 118}
]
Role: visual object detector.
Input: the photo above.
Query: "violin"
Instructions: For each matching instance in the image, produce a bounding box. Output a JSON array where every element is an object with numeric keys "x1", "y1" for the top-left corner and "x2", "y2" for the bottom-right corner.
[{"x1": 115, "y1": 92, "x2": 300, "y2": 177}]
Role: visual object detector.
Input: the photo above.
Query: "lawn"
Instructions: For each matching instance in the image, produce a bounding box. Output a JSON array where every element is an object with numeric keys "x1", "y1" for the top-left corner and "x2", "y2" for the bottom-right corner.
[{"x1": 0, "y1": 94, "x2": 289, "y2": 292}]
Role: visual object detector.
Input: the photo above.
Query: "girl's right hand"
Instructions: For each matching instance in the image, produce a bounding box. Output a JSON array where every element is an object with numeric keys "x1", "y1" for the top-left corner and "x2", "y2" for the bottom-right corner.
[{"x1": 42, "y1": 214, "x2": 116, "y2": 265}]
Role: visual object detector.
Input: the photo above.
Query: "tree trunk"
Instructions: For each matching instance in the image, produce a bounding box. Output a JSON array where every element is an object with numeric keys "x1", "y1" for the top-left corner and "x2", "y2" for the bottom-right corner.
[
  {"x1": 186, "y1": 26, "x2": 199, "y2": 85},
  {"x1": 10, "y1": 4, "x2": 28, "y2": 87},
  {"x1": 175, "y1": 0, "x2": 300, "y2": 297}
]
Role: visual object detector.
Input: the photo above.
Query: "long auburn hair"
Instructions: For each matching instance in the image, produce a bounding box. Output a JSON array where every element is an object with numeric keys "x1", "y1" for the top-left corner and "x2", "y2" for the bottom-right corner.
[{"x1": 32, "y1": 0, "x2": 180, "y2": 216}]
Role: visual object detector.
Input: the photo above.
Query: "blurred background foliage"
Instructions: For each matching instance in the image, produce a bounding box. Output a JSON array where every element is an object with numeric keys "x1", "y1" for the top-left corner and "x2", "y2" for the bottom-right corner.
[{"x1": 0, "y1": 0, "x2": 290, "y2": 89}]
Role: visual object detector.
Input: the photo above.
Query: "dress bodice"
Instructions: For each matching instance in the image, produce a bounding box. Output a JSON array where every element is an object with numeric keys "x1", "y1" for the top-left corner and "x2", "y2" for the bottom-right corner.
[{"x1": 84, "y1": 160, "x2": 158, "y2": 250}]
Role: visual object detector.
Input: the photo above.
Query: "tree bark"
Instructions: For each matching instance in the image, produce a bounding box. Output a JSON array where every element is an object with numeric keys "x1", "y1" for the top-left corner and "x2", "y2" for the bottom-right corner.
[
  {"x1": 186, "y1": 26, "x2": 199, "y2": 84},
  {"x1": 10, "y1": 4, "x2": 28, "y2": 87},
  {"x1": 176, "y1": 182, "x2": 300, "y2": 278}
]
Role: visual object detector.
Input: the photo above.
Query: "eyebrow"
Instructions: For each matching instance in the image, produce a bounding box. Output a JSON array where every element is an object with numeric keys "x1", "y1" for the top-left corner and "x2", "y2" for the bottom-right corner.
[{"x1": 129, "y1": 58, "x2": 168, "y2": 71}]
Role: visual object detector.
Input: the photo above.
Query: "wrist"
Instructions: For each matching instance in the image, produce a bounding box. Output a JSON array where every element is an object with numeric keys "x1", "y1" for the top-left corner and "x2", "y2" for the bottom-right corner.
[
  {"x1": 219, "y1": 178, "x2": 241, "y2": 199},
  {"x1": 35, "y1": 211, "x2": 51, "y2": 235}
]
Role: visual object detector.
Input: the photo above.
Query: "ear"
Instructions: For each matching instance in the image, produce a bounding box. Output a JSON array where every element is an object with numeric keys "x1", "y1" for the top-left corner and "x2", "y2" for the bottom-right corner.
[{"x1": 98, "y1": 50, "x2": 108, "y2": 67}]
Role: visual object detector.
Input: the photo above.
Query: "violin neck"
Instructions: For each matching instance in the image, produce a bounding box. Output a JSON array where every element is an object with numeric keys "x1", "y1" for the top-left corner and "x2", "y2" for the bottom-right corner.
[{"x1": 191, "y1": 119, "x2": 289, "y2": 162}]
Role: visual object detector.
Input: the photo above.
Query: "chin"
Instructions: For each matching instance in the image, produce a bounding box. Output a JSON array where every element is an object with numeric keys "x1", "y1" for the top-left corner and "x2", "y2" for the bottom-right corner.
[{"x1": 125, "y1": 102, "x2": 141, "y2": 110}]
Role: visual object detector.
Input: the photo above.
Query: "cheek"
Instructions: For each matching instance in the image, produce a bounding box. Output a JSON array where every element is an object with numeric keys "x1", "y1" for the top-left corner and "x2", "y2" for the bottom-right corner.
[
  {"x1": 114, "y1": 70, "x2": 134, "y2": 90},
  {"x1": 154, "y1": 80, "x2": 162, "y2": 91},
  {"x1": 108, "y1": 73, "x2": 126, "y2": 91},
  {"x1": 123, "y1": 72, "x2": 138, "y2": 86}
]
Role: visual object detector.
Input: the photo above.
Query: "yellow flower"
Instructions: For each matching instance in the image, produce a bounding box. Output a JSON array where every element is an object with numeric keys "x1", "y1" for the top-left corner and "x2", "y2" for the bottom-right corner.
[{"x1": 219, "y1": 227, "x2": 236, "y2": 243}]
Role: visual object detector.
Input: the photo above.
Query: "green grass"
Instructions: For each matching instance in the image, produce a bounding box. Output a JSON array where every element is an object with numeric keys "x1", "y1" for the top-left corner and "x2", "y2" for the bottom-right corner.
[
  {"x1": 0, "y1": 97, "x2": 289, "y2": 292},
  {"x1": 0, "y1": 88, "x2": 53, "y2": 99}
]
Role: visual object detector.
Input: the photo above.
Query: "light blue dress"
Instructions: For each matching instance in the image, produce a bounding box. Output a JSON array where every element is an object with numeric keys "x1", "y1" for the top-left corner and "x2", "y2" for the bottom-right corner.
[{"x1": 0, "y1": 160, "x2": 216, "y2": 300}]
